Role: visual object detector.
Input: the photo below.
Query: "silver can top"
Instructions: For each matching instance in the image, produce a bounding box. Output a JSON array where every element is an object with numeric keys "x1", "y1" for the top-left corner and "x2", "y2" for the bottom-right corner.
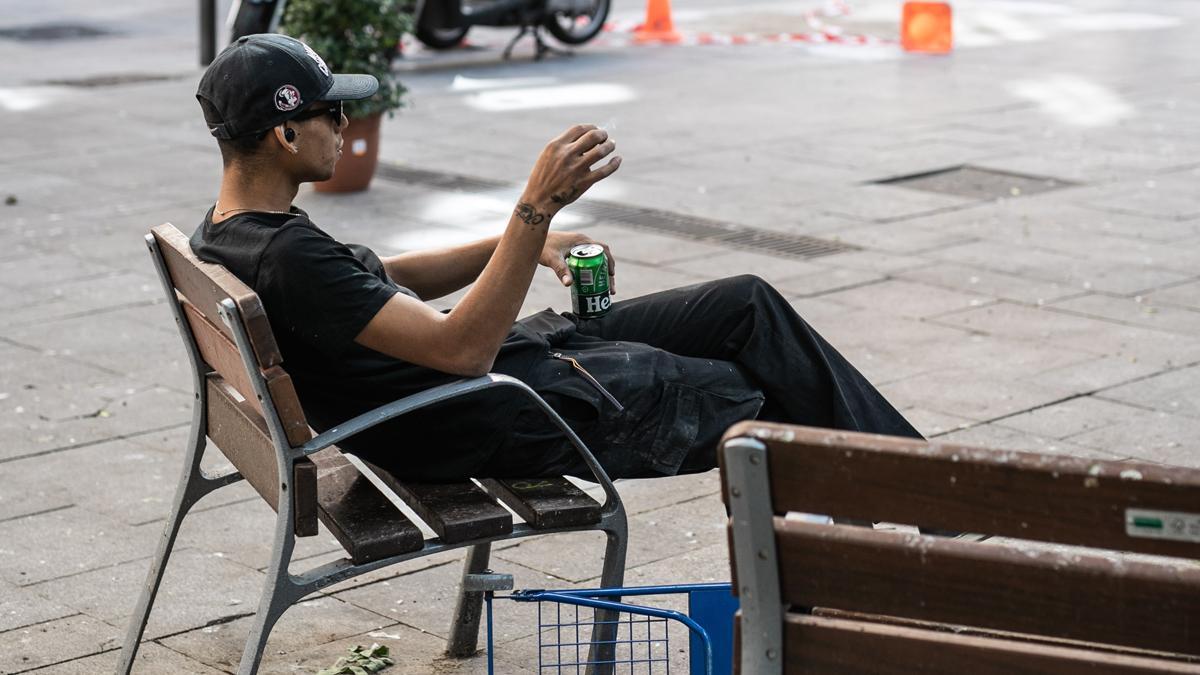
[{"x1": 569, "y1": 243, "x2": 605, "y2": 259}]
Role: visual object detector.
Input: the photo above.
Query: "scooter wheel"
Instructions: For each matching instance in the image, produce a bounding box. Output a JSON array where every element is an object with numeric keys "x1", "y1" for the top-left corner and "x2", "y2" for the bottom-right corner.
[
  {"x1": 416, "y1": 24, "x2": 469, "y2": 49},
  {"x1": 544, "y1": 0, "x2": 610, "y2": 45},
  {"x1": 415, "y1": 1, "x2": 470, "y2": 50}
]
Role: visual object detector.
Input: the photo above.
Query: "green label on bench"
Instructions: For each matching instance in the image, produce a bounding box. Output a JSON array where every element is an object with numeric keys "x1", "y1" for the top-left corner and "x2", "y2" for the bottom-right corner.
[{"x1": 1125, "y1": 508, "x2": 1200, "y2": 543}]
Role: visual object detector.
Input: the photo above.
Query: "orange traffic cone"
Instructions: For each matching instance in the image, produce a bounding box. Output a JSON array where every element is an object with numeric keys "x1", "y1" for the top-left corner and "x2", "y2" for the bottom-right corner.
[
  {"x1": 901, "y1": 1, "x2": 952, "y2": 53},
  {"x1": 634, "y1": 0, "x2": 682, "y2": 44}
]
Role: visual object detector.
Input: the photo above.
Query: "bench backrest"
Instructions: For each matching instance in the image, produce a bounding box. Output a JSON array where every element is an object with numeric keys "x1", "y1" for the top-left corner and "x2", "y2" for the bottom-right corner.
[
  {"x1": 720, "y1": 422, "x2": 1200, "y2": 674},
  {"x1": 147, "y1": 223, "x2": 320, "y2": 536}
]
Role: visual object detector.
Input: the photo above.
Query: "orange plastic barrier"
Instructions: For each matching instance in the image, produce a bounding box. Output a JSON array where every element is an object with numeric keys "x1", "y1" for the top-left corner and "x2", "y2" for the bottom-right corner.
[{"x1": 901, "y1": 1, "x2": 952, "y2": 53}]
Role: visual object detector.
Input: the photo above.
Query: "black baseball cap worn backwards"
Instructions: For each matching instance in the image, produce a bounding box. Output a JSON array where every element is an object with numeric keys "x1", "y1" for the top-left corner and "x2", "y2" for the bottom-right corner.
[{"x1": 198, "y1": 33, "x2": 379, "y2": 140}]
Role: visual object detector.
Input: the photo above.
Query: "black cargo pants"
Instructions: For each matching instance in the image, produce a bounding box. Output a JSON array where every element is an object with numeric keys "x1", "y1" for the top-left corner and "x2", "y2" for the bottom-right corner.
[{"x1": 479, "y1": 274, "x2": 921, "y2": 480}]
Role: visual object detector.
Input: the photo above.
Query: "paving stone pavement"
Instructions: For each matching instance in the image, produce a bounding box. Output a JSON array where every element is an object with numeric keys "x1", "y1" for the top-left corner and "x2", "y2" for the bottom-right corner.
[{"x1": 2, "y1": 0, "x2": 1199, "y2": 672}]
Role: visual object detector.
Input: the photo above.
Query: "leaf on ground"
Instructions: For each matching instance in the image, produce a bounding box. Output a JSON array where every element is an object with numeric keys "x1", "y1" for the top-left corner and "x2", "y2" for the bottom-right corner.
[{"x1": 316, "y1": 643, "x2": 395, "y2": 675}]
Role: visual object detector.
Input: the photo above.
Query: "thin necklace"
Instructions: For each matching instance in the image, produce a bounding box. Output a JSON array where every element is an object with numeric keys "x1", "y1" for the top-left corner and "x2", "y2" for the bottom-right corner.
[{"x1": 214, "y1": 201, "x2": 294, "y2": 217}]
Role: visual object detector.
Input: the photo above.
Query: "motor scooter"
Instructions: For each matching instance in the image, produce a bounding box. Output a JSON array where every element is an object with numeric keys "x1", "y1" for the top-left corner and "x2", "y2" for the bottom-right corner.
[
  {"x1": 416, "y1": 0, "x2": 609, "y2": 58},
  {"x1": 228, "y1": 0, "x2": 609, "y2": 59}
]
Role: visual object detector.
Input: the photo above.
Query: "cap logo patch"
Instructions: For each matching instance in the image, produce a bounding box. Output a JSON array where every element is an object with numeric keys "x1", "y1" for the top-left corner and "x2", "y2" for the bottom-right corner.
[
  {"x1": 302, "y1": 43, "x2": 331, "y2": 78},
  {"x1": 275, "y1": 85, "x2": 302, "y2": 111}
]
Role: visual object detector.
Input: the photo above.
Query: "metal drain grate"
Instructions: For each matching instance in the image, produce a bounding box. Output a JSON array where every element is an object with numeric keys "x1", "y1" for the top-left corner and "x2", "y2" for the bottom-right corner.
[
  {"x1": 572, "y1": 202, "x2": 736, "y2": 239},
  {"x1": 874, "y1": 165, "x2": 1075, "y2": 200},
  {"x1": 0, "y1": 23, "x2": 114, "y2": 41},
  {"x1": 377, "y1": 163, "x2": 858, "y2": 260}
]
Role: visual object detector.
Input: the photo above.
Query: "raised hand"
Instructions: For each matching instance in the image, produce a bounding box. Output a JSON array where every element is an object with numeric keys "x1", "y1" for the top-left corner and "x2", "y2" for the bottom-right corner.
[{"x1": 522, "y1": 124, "x2": 621, "y2": 219}]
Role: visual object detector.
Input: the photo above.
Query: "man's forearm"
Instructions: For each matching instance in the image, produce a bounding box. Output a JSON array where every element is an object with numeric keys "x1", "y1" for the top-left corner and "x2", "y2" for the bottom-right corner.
[
  {"x1": 382, "y1": 235, "x2": 500, "y2": 300},
  {"x1": 439, "y1": 199, "x2": 557, "y2": 373},
  {"x1": 352, "y1": 198, "x2": 557, "y2": 377}
]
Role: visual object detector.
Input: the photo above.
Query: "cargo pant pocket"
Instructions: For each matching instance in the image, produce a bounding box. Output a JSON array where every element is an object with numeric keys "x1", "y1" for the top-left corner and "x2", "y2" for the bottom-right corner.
[
  {"x1": 637, "y1": 381, "x2": 765, "y2": 476},
  {"x1": 638, "y1": 383, "x2": 702, "y2": 475}
]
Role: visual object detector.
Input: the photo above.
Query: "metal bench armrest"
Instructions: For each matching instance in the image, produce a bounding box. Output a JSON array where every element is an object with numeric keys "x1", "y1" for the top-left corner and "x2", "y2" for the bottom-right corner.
[{"x1": 297, "y1": 373, "x2": 621, "y2": 512}]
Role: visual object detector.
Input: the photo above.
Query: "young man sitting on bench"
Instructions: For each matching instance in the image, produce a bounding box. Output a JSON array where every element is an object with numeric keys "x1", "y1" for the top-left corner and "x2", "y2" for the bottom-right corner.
[{"x1": 190, "y1": 34, "x2": 921, "y2": 483}]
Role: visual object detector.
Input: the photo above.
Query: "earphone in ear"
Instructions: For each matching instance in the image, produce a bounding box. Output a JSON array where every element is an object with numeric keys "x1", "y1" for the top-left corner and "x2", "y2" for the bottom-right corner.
[{"x1": 284, "y1": 127, "x2": 296, "y2": 142}]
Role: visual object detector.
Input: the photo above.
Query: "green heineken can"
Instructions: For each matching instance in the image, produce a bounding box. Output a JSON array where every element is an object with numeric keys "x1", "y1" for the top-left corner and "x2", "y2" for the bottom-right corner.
[{"x1": 568, "y1": 243, "x2": 611, "y2": 319}]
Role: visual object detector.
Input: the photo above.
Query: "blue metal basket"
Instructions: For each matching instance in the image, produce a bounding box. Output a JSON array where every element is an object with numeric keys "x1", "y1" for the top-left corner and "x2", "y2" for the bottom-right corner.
[{"x1": 485, "y1": 583, "x2": 737, "y2": 674}]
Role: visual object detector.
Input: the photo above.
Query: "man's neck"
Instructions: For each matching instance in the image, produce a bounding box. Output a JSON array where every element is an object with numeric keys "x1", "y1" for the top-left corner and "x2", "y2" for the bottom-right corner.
[{"x1": 216, "y1": 164, "x2": 300, "y2": 216}]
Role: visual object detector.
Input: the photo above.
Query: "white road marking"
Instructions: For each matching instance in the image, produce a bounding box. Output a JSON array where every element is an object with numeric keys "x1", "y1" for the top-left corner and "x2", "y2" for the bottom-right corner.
[
  {"x1": 450, "y1": 74, "x2": 560, "y2": 91},
  {"x1": 1009, "y1": 74, "x2": 1135, "y2": 128},
  {"x1": 465, "y1": 83, "x2": 636, "y2": 112},
  {"x1": 0, "y1": 86, "x2": 69, "y2": 112}
]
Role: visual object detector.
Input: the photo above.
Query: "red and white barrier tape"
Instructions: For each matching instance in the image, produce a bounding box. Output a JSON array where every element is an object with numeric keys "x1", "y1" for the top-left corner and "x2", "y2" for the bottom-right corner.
[{"x1": 602, "y1": 0, "x2": 894, "y2": 47}]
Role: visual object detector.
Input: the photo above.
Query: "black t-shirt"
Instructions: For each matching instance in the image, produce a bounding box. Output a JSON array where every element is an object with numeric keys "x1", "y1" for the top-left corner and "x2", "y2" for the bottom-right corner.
[{"x1": 191, "y1": 207, "x2": 545, "y2": 477}]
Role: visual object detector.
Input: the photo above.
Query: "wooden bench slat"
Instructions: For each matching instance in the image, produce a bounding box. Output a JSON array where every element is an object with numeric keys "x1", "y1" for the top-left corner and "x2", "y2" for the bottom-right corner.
[
  {"x1": 185, "y1": 299, "x2": 258, "y2": 405},
  {"x1": 775, "y1": 519, "x2": 1200, "y2": 656},
  {"x1": 783, "y1": 614, "x2": 1200, "y2": 675},
  {"x1": 811, "y1": 607, "x2": 1200, "y2": 661},
  {"x1": 310, "y1": 450, "x2": 424, "y2": 565},
  {"x1": 361, "y1": 460, "x2": 513, "y2": 544},
  {"x1": 183, "y1": 299, "x2": 310, "y2": 448},
  {"x1": 726, "y1": 421, "x2": 1200, "y2": 558},
  {"x1": 152, "y1": 224, "x2": 281, "y2": 369},
  {"x1": 206, "y1": 376, "x2": 318, "y2": 536},
  {"x1": 478, "y1": 478, "x2": 601, "y2": 530},
  {"x1": 260, "y1": 365, "x2": 313, "y2": 448}
]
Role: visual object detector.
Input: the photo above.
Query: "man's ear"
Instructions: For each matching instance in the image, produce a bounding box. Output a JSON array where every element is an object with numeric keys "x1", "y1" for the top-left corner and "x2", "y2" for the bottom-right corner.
[{"x1": 272, "y1": 125, "x2": 299, "y2": 154}]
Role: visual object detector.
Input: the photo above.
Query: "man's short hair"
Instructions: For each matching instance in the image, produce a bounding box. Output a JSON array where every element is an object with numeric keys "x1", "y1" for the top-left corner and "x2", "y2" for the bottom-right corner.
[{"x1": 198, "y1": 97, "x2": 270, "y2": 166}]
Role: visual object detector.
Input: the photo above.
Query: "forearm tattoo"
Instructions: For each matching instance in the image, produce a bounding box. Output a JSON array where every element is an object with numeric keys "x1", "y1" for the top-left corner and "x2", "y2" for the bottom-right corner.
[
  {"x1": 551, "y1": 186, "x2": 580, "y2": 205},
  {"x1": 514, "y1": 202, "x2": 549, "y2": 226}
]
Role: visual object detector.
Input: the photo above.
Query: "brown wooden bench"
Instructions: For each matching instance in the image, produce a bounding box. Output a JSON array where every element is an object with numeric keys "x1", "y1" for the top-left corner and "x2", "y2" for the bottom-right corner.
[
  {"x1": 118, "y1": 223, "x2": 628, "y2": 674},
  {"x1": 719, "y1": 422, "x2": 1200, "y2": 674}
]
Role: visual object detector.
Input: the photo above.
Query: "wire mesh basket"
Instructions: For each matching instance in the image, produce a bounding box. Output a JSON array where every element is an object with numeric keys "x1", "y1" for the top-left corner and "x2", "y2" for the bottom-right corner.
[{"x1": 486, "y1": 583, "x2": 736, "y2": 675}]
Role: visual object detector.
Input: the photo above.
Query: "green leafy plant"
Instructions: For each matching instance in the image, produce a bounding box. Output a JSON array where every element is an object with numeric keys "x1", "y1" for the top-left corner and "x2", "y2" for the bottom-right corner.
[
  {"x1": 316, "y1": 643, "x2": 396, "y2": 675},
  {"x1": 281, "y1": 0, "x2": 413, "y2": 119}
]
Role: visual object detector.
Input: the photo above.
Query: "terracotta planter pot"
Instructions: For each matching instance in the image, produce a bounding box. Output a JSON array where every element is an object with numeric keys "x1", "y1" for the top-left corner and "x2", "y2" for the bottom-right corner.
[{"x1": 314, "y1": 113, "x2": 383, "y2": 193}]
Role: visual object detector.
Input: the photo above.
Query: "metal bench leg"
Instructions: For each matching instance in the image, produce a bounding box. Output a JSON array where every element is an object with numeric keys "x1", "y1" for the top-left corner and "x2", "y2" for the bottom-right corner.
[
  {"x1": 235, "y1": 581, "x2": 297, "y2": 675},
  {"x1": 586, "y1": 512, "x2": 629, "y2": 675},
  {"x1": 117, "y1": 414, "x2": 218, "y2": 674},
  {"x1": 236, "y1": 493, "x2": 302, "y2": 674},
  {"x1": 446, "y1": 543, "x2": 493, "y2": 657}
]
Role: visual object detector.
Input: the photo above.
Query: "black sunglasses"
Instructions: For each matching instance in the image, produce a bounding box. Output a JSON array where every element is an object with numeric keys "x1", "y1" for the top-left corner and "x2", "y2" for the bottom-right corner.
[{"x1": 291, "y1": 101, "x2": 343, "y2": 127}]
